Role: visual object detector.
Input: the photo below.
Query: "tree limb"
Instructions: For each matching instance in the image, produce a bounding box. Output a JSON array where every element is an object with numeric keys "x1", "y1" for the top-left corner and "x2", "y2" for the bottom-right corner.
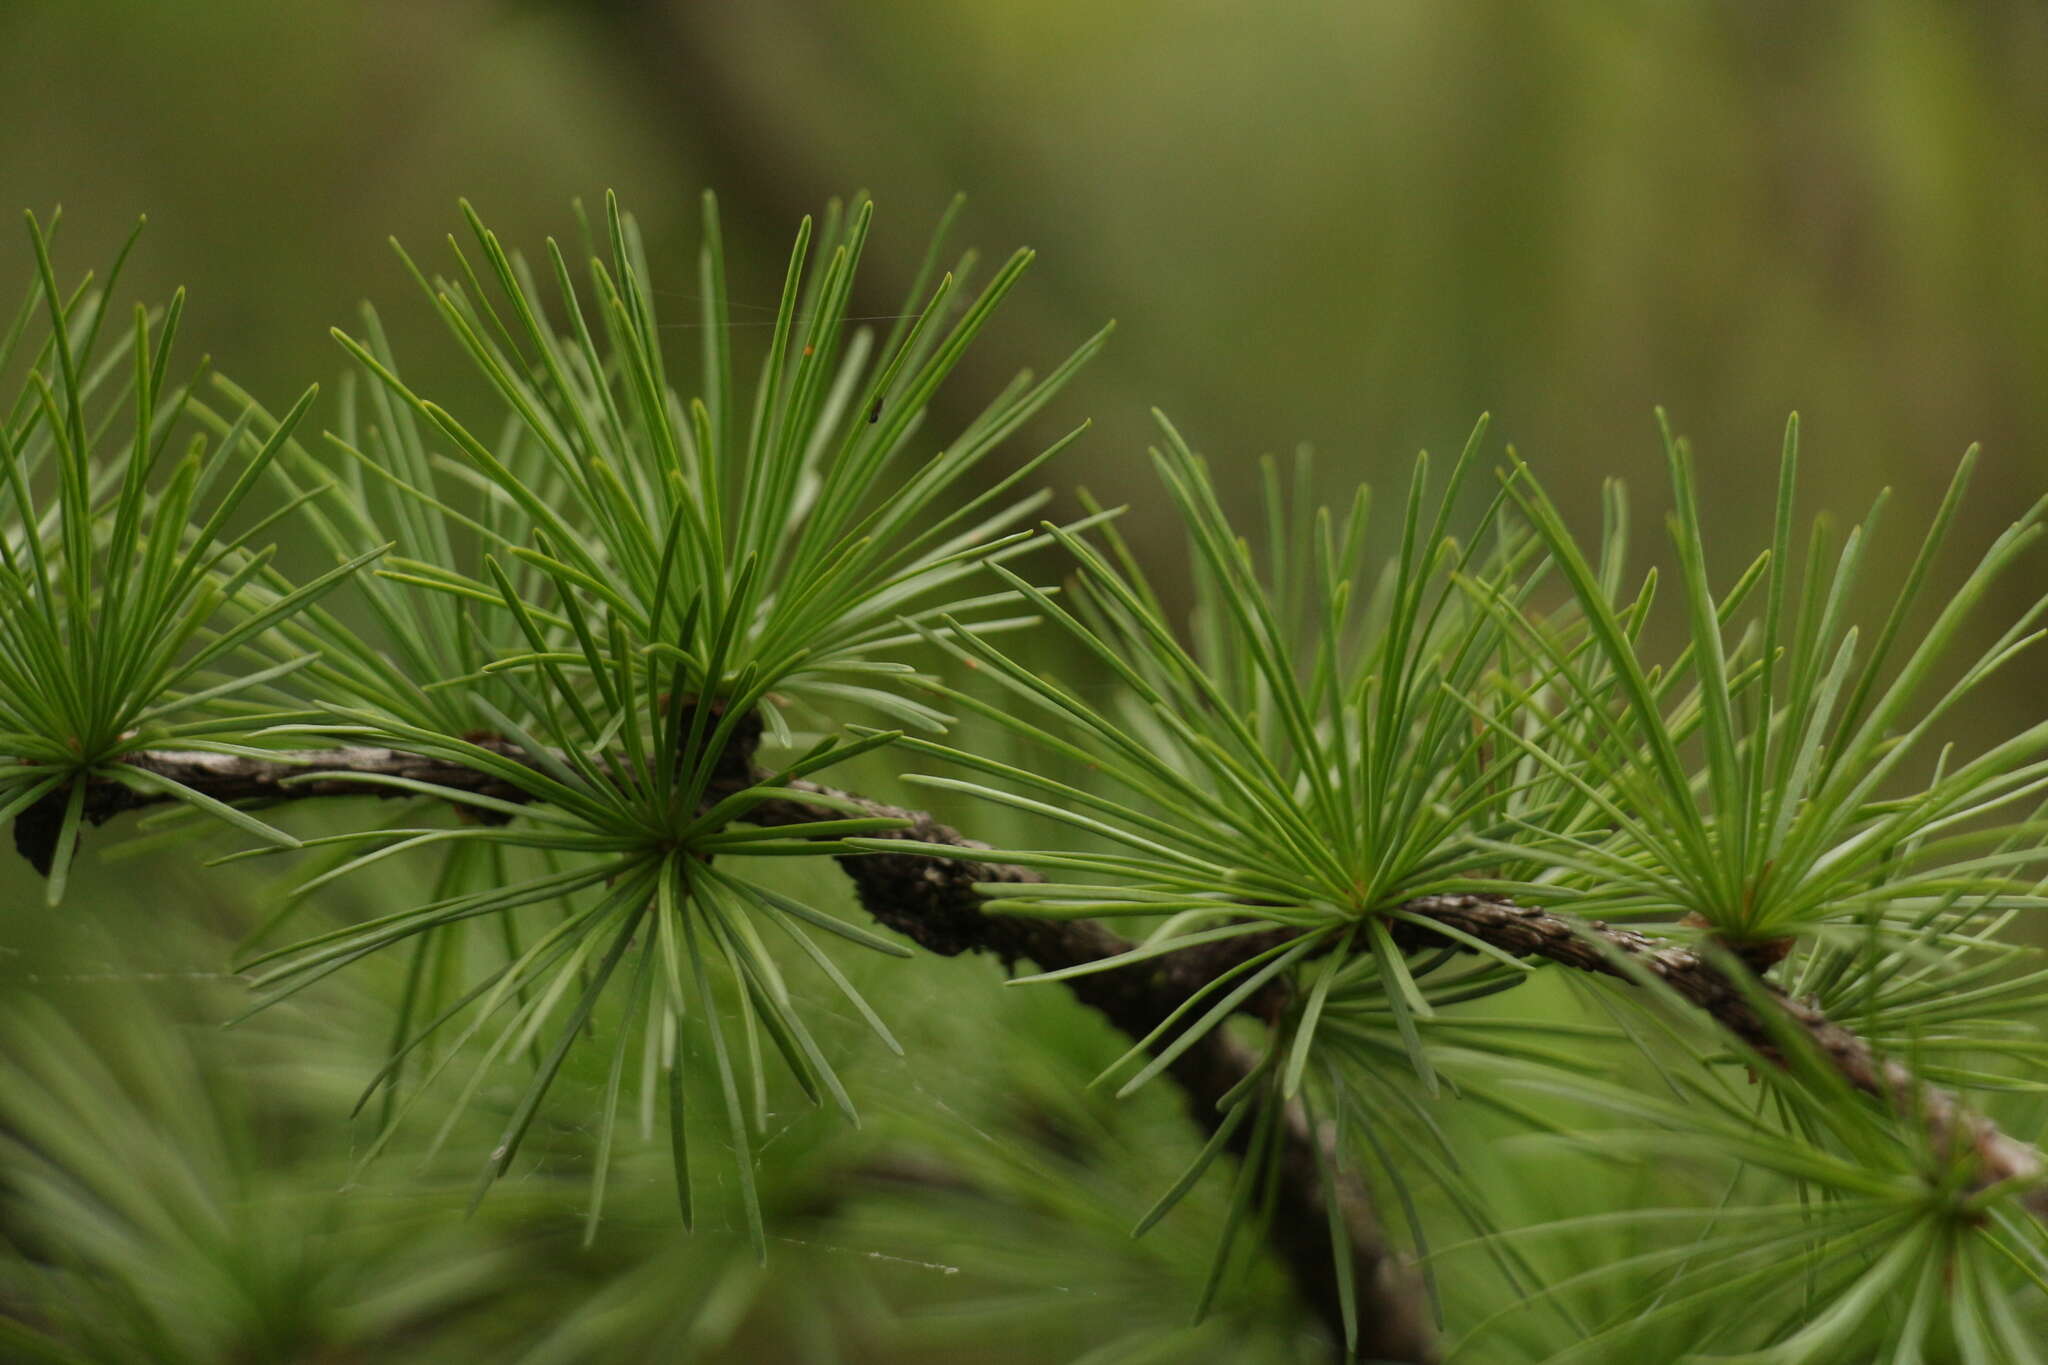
[
  {"x1": 8, "y1": 748, "x2": 1432, "y2": 1359},
  {"x1": 1400, "y1": 893, "x2": 2048, "y2": 1218},
  {"x1": 16, "y1": 746, "x2": 2048, "y2": 1351},
  {"x1": 744, "y1": 782, "x2": 1437, "y2": 1362},
  {"x1": 10, "y1": 744, "x2": 533, "y2": 876}
]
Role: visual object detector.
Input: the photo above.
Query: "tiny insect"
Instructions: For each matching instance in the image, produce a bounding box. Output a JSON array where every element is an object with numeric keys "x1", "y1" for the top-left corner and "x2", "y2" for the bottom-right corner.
[{"x1": 867, "y1": 397, "x2": 883, "y2": 424}]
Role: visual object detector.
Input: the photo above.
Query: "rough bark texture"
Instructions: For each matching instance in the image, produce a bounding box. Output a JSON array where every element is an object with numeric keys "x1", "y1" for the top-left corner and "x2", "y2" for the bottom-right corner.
[
  {"x1": 1400, "y1": 894, "x2": 2048, "y2": 1217},
  {"x1": 10, "y1": 743, "x2": 534, "y2": 875},
  {"x1": 748, "y1": 782, "x2": 1438, "y2": 1362},
  {"x1": 15, "y1": 744, "x2": 2048, "y2": 1356}
]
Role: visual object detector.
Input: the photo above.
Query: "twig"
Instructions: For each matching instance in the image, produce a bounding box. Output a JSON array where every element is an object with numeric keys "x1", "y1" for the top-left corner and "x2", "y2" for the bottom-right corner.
[
  {"x1": 1397, "y1": 894, "x2": 2048, "y2": 1217},
  {"x1": 18, "y1": 747, "x2": 2048, "y2": 1349},
  {"x1": 10, "y1": 744, "x2": 532, "y2": 875},
  {"x1": 746, "y1": 781, "x2": 1437, "y2": 1361},
  {"x1": 9, "y1": 747, "x2": 1431, "y2": 1359}
]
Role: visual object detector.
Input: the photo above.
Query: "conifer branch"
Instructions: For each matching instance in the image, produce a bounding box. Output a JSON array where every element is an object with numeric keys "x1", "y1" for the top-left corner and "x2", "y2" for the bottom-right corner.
[
  {"x1": 744, "y1": 781, "x2": 1438, "y2": 1362},
  {"x1": 752, "y1": 787, "x2": 2048, "y2": 1221},
  {"x1": 9, "y1": 744, "x2": 532, "y2": 876},
  {"x1": 1397, "y1": 895, "x2": 2048, "y2": 1218},
  {"x1": 19, "y1": 740, "x2": 2048, "y2": 1356},
  {"x1": 8, "y1": 746, "x2": 1430, "y2": 1360}
]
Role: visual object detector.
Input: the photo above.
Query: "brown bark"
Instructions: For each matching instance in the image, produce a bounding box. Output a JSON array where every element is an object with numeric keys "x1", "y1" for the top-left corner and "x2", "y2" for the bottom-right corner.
[
  {"x1": 10, "y1": 747, "x2": 1432, "y2": 1360},
  {"x1": 16, "y1": 743, "x2": 2048, "y2": 1352}
]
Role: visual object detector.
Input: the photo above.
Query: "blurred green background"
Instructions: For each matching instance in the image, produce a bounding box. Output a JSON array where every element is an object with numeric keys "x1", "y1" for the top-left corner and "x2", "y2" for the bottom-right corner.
[
  {"x1": 6, "y1": 1, "x2": 2048, "y2": 1360},
  {"x1": 17, "y1": 1, "x2": 2048, "y2": 551}
]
